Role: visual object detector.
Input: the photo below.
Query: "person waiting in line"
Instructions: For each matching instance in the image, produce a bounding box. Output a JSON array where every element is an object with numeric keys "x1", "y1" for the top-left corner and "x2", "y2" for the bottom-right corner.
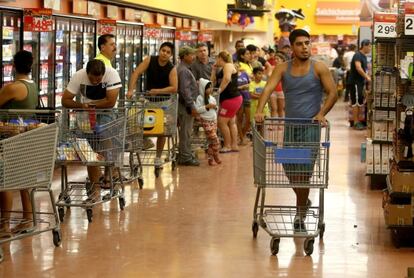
[
  {"x1": 126, "y1": 42, "x2": 178, "y2": 168},
  {"x1": 232, "y1": 39, "x2": 245, "y2": 63},
  {"x1": 348, "y1": 40, "x2": 371, "y2": 130},
  {"x1": 343, "y1": 44, "x2": 356, "y2": 102},
  {"x1": 235, "y1": 48, "x2": 252, "y2": 145},
  {"x1": 280, "y1": 44, "x2": 292, "y2": 60},
  {"x1": 177, "y1": 46, "x2": 200, "y2": 166},
  {"x1": 255, "y1": 29, "x2": 337, "y2": 231},
  {"x1": 0, "y1": 50, "x2": 38, "y2": 234},
  {"x1": 62, "y1": 59, "x2": 122, "y2": 201},
  {"x1": 269, "y1": 52, "x2": 287, "y2": 118},
  {"x1": 211, "y1": 51, "x2": 242, "y2": 153},
  {"x1": 267, "y1": 48, "x2": 277, "y2": 67},
  {"x1": 194, "y1": 78, "x2": 221, "y2": 166},
  {"x1": 95, "y1": 34, "x2": 117, "y2": 67},
  {"x1": 249, "y1": 66, "x2": 269, "y2": 123},
  {"x1": 246, "y1": 44, "x2": 272, "y2": 77},
  {"x1": 190, "y1": 42, "x2": 214, "y2": 81}
]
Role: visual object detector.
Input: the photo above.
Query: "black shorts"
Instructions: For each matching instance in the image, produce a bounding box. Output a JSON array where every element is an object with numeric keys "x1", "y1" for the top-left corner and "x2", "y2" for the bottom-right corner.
[{"x1": 349, "y1": 82, "x2": 365, "y2": 106}]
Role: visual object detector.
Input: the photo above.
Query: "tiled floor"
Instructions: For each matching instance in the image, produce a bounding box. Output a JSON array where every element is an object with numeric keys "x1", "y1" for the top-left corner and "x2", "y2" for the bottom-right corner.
[{"x1": 0, "y1": 102, "x2": 413, "y2": 277}]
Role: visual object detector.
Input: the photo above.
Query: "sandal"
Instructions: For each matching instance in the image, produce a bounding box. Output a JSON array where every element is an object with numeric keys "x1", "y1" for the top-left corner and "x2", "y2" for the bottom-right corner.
[{"x1": 219, "y1": 148, "x2": 232, "y2": 153}]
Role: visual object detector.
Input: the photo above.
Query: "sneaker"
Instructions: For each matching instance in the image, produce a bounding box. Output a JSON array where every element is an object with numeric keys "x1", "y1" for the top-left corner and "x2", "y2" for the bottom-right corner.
[
  {"x1": 178, "y1": 158, "x2": 200, "y2": 166},
  {"x1": 293, "y1": 215, "x2": 306, "y2": 232},
  {"x1": 154, "y1": 157, "x2": 163, "y2": 168},
  {"x1": 143, "y1": 138, "x2": 155, "y2": 150}
]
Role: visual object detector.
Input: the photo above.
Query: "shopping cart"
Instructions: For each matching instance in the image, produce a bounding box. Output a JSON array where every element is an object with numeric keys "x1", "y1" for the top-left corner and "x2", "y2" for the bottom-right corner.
[
  {"x1": 118, "y1": 98, "x2": 145, "y2": 188},
  {"x1": 55, "y1": 108, "x2": 126, "y2": 223},
  {"x1": 135, "y1": 93, "x2": 178, "y2": 178},
  {"x1": 252, "y1": 118, "x2": 330, "y2": 256},
  {"x1": 0, "y1": 109, "x2": 60, "y2": 262}
]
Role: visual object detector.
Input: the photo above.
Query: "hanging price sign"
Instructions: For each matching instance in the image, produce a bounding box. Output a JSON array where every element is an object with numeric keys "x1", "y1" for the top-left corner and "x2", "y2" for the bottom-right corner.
[
  {"x1": 24, "y1": 8, "x2": 53, "y2": 32},
  {"x1": 405, "y1": 3, "x2": 414, "y2": 36},
  {"x1": 374, "y1": 13, "x2": 397, "y2": 38},
  {"x1": 98, "y1": 19, "x2": 117, "y2": 35}
]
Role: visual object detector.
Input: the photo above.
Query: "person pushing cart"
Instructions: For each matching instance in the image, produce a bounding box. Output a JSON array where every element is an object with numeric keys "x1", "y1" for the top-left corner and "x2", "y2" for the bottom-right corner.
[{"x1": 254, "y1": 29, "x2": 337, "y2": 255}]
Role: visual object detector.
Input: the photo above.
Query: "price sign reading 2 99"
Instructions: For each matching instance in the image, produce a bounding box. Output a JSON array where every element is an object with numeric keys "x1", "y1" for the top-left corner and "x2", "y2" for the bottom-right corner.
[{"x1": 374, "y1": 13, "x2": 397, "y2": 38}]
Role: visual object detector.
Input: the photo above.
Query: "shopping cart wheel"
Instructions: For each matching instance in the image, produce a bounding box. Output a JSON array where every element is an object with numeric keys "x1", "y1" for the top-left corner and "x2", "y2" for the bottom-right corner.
[
  {"x1": 58, "y1": 207, "x2": 65, "y2": 222},
  {"x1": 0, "y1": 248, "x2": 3, "y2": 263},
  {"x1": 154, "y1": 167, "x2": 161, "y2": 178},
  {"x1": 304, "y1": 238, "x2": 314, "y2": 256},
  {"x1": 270, "y1": 237, "x2": 280, "y2": 255},
  {"x1": 86, "y1": 209, "x2": 93, "y2": 223},
  {"x1": 138, "y1": 178, "x2": 144, "y2": 189},
  {"x1": 319, "y1": 223, "x2": 325, "y2": 239},
  {"x1": 119, "y1": 197, "x2": 126, "y2": 210},
  {"x1": 252, "y1": 221, "x2": 259, "y2": 238},
  {"x1": 53, "y1": 229, "x2": 62, "y2": 247}
]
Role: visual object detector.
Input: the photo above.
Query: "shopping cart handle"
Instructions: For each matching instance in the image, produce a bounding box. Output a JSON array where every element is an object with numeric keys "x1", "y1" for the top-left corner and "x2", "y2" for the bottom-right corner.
[{"x1": 264, "y1": 140, "x2": 275, "y2": 147}]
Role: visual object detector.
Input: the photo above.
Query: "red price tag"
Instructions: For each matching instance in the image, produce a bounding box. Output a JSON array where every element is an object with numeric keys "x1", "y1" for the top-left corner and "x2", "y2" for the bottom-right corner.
[{"x1": 24, "y1": 8, "x2": 53, "y2": 32}]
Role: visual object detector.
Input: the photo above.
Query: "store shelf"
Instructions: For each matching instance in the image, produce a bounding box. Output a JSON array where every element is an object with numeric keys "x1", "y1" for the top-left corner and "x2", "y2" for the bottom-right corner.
[
  {"x1": 372, "y1": 140, "x2": 393, "y2": 144},
  {"x1": 373, "y1": 106, "x2": 397, "y2": 111}
]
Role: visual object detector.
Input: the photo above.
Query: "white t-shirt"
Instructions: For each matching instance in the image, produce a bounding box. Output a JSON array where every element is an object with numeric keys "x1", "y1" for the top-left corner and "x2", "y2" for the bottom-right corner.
[
  {"x1": 66, "y1": 67, "x2": 121, "y2": 103},
  {"x1": 343, "y1": 51, "x2": 355, "y2": 71}
]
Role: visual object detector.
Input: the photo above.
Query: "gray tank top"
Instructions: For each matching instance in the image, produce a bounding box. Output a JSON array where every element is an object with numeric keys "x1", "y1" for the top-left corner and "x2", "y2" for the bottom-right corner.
[{"x1": 282, "y1": 60, "x2": 323, "y2": 118}]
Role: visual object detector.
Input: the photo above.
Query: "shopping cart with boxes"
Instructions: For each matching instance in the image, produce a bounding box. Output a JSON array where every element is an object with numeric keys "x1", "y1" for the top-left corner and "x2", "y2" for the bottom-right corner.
[
  {"x1": 252, "y1": 118, "x2": 330, "y2": 256},
  {"x1": 118, "y1": 98, "x2": 145, "y2": 188},
  {"x1": 0, "y1": 109, "x2": 60, "y2": 262},
  {"x1": 135, "y1": 93, "x2": 178, "y2": 178},
  {"x1": 55, "y1": 108, "x2": 126, "y2": 223}
]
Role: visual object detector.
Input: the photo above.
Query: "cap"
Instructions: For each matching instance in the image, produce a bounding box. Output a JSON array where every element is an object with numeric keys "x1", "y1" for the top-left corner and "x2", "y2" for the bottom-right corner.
[
  {"x1": 360, "y1": 39, "x2": 371, "y2": 47},
  {"x1": 179, "y1": 46, "x2": 196, "y2": 58}
]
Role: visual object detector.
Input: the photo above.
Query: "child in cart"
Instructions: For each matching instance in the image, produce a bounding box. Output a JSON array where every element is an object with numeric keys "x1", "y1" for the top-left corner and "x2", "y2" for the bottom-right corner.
[{"x1": 194, "y1": 78, "x2": 221, "y2": 166}]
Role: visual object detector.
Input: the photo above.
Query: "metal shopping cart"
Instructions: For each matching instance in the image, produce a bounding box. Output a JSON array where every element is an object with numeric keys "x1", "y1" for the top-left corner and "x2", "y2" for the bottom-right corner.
[
  {"x1": 0, "y1": 109, "x2": 60, "y2": 262},
  {"x1": 136, "y1": 94, "x2": 178, "y2": 178},
  {"x1": 118, "y1": 98, "x2": 145, "y2": 188},
  {"x1": 252, "y1": 118, "x2": 330, "y2": 256},
  {"x1": 55, "y1": 108, "x2": 126, "y2": 223}
]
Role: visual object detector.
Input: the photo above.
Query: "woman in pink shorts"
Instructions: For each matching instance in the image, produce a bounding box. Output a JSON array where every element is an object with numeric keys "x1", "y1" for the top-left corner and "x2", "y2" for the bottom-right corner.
[
  {"x1": 269, "y1": 52, "x2": 286, "y2": 117},
  {"x1": 211, "y1": 51, "x2": 242, "y2": 152}
]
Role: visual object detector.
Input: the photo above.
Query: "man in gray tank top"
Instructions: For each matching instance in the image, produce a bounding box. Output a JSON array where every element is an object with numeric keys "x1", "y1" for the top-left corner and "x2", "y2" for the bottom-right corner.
[{"x1": 255, "y1": 29, "x2": 337, "y2": 231}]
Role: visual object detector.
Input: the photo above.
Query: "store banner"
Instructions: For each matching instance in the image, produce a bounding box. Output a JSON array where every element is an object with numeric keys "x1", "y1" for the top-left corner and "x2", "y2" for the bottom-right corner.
[
  {"x1": 315, "y1": 2, "x2": 360, "y2": 24},
  {"x1": 405, "y1": 3, "x2": 414, "y2": 36},
  {"x1": 23, "y1": 8, "x2": 53, "y2": 32},
  {"x1": 98, "y1": 19, "x2": 116, "y2": 35},
  {"x1": 374, "y1": 13, "x2": 397, "y2": 38}
]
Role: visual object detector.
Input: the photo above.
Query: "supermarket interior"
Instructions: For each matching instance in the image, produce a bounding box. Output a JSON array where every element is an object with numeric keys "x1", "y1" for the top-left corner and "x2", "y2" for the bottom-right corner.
[{"x1": 0, "y1": 0, "x2": 414, "y2": 277}]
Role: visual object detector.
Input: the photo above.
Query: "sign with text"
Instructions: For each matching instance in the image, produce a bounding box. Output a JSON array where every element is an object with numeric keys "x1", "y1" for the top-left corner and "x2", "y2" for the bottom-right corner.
[
  {"x1": 23, "y1": 8, "x2": 53, "y2": 32},
  {"x1": 98, "y1": 19, "x2": 116, "y2": 35},
  {"x1": 405, "y1": 3, "x2": 414, "y2": 36},
  {"x1": 374, "y1": 13, "x2": 397, "y2": 38},
  {"x1": 315, "y1": 2, "x2": 360, "y2": 24}
]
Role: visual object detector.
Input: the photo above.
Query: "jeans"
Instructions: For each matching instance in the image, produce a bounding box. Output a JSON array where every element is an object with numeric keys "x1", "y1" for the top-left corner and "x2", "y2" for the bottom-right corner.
[{"x1": 178, "y1": 103, "x2": 194, "y2": 162}]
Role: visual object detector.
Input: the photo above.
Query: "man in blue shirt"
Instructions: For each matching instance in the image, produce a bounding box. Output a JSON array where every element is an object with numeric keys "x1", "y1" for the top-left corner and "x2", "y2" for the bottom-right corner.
[{"x1": 348, "y1": 39, "x2": 371, "y2": 130}]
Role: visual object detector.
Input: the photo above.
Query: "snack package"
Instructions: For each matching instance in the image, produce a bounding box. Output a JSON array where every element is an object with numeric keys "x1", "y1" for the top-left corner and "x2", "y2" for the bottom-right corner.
[{"x1": 74, "y1": 138, "x2": 99, "y2": 162}]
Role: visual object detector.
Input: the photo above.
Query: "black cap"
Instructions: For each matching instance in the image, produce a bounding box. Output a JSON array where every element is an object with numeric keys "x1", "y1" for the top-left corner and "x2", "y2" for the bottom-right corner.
[{"x1": 360, "y1": 39, "x2": 371, "y2": 48}]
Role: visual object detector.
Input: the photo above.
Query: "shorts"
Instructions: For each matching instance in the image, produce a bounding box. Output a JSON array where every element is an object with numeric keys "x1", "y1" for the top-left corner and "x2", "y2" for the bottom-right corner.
[
  {"x1": 349, "y1": 82, "x2": 365, "y2": 106},
  {"x1": 282, "y1": 123, "x2": 320, "y2": 181},
  {"x1": 242, "y1": 99, "x2": 251, "y2": 108},
  {"x1": 219, "y1": 95, "x2": 243, "y2": 118},
  {"x1": 271, "y1": 91, "x2": 285, "y2": 99}
]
